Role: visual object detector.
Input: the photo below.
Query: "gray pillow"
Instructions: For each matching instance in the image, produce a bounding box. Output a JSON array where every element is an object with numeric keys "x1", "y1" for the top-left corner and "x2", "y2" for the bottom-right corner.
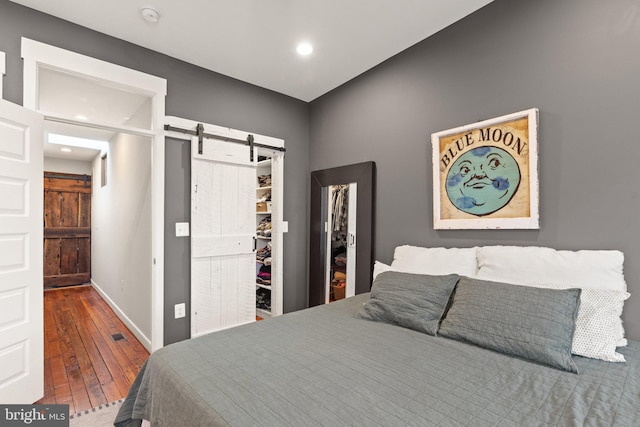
[
  {"x1": 356, "y1": 271, "x2": 460, "y2": 335},
  {"x1": 439, "y1": 277, "x2": 581, "y2": 373}
]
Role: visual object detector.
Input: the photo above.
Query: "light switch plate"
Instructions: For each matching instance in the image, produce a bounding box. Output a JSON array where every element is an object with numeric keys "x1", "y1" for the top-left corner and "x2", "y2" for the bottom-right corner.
[
  {"x1": 175, "y1": 222, "x2": 190, "y2": 237},
  {"x1": 175, "y1": 303, "x2": 186, "y2": 319},
  {"x1": 282, "y1": 221, "x2": 288, "y2": 233}
]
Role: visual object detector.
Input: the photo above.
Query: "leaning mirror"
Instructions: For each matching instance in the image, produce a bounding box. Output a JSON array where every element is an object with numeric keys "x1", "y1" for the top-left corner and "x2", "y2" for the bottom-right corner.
[{"x1": 309, "y1": 161, "x2": 375, "y2": 307}]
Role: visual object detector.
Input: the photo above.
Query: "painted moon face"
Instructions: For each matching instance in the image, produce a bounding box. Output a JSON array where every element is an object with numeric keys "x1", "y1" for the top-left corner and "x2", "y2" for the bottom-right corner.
[{"x1": 445, "y1": 146, "x2": 521, "y2": 216}]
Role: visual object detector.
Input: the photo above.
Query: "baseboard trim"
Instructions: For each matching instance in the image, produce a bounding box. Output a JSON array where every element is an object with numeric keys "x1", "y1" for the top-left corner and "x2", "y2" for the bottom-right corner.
[{"x1": 90, "y1": 279, "x2": 152, "y2": 352}]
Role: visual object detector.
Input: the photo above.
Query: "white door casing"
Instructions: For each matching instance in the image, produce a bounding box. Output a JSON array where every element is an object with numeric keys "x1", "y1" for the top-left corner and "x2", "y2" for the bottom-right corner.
[
  {"x1": 0, "y1": 51, "x2": 6, "y2": 99},
  {"x1": 0, "y1": 99, "x2": 44, "y2": 403},
  {"x1": 346, "y1": 182, "x2": 357, "y2": 298},
  {"x1": 268, "y1": 152, "x2": 284, "y2": 316},
  {"x1": 21, "y1": 38, "x2": 167, "y2": 351},
  {"x1": 191, "y1": 136, "x2": 257, "y2": 337}
]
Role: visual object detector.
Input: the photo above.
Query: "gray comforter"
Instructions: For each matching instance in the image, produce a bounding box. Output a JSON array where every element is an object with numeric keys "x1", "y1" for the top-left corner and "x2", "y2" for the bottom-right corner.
[{"x1": 116, "y1": 294, "x2": 640, "y2": 426}]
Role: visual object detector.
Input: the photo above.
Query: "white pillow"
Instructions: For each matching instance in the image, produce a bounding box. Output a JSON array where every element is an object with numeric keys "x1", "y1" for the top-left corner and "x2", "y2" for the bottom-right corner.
[
  {"x1": 391, "y1": 245, "x2": 478, "y2": 277},
  {"x1": 476, "y1": 246, "x2": 628, "y2": 346},
  {"x1": 372, "y1": 261, "x2": 393, "y2": 280},
  {"x1": 476, "y1": 246, "x2": 627, "y2": 291},
  {"x1": 533, "y1": 283, "x2": 629, "y2": 362}
]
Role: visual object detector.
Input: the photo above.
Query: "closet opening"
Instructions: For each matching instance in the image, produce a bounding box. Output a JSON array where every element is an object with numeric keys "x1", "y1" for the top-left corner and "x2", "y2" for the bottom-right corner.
[{"x1": 255, "y1": 153, "x2": 273, "y2": 317}]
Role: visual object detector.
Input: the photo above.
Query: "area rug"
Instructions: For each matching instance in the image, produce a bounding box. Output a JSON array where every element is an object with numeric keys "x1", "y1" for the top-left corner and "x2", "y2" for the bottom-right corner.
[{"x1": 70, "y1": 399, "x2": 123, "y2": 427}]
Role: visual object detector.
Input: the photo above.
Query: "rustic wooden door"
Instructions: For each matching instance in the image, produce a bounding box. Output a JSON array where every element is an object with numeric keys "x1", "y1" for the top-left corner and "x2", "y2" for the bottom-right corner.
[{"x1": 43, "y1": 172, "x2": 92, "y2": 287}]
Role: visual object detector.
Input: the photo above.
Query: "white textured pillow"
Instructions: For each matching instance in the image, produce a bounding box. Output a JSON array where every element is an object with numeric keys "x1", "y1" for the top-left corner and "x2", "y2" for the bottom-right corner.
[
  {"x1": 533, "y1": 283, "x2": 629, "y2": 362},
  {"x1": 476, "y1": 246, "x2": 627, "y2": 291},
  {"x1": 476, "y1": 246, "x2": 628, "y2": 346},
  {"x1": 391, "y1": 245, "x2": 478, "y2": 277},
  {"x1": 372, "y1": 261, "x2": 393, "y2": 280}
]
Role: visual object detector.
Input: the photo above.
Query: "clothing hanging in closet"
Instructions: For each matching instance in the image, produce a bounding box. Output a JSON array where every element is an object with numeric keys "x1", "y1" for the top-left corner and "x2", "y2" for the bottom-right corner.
[{"x1": 331, "y1": 185, "x2": 349, "y2": 245}]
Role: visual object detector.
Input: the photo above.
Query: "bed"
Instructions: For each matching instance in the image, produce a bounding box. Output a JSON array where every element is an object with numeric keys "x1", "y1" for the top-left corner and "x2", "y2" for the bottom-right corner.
[{"x1": 116, "y1": 245, "x2": 639, "y2": 426}]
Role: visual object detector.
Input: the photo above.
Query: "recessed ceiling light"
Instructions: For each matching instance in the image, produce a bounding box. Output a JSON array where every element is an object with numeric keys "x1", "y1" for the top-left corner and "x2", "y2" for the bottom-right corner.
[
  {"x1": 74, "y1": 114, "x2": 88, "y2": 120},
  {"x1": 61, "y1": 147, "x2": 72, "y2": 153},
  {"x1": 49, "y1": 134, "x2": 108, "y2": 152},
  {"x1": 140, "y1": 6, "x2": 161, "y2": 23},
  {"x1": 296, "y1": 43, "x2": 313, "y2": 56}
]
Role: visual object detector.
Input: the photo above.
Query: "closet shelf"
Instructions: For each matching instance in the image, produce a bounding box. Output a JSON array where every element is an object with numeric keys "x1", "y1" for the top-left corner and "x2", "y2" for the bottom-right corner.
[{"x1": 255, "y1": 150, "x2": 279, "y2": 320}]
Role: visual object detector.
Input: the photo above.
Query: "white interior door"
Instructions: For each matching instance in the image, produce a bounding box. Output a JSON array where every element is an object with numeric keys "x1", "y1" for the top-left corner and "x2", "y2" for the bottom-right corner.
[
  {"x1": 0, "y1": 99, "x2": 44, "y2": 403},
  {"x1": 191, "y1": 136, "x2": 256, "y2": 337}
]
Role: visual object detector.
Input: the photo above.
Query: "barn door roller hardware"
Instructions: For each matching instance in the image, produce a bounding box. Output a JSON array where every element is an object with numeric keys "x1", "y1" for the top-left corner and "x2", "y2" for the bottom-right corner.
[
  {"x1": 248, "y1": 134, "x2": 255, "y2": 162},
  {"x1": 164, "y1": 123, "x2": 285, "y2": 160},
  {"x1": 44, "y1": 172, "x2": 92, "y2": 188},
  {"x1": 196, "y1": 123, "x2": 204, "y2": 155}
]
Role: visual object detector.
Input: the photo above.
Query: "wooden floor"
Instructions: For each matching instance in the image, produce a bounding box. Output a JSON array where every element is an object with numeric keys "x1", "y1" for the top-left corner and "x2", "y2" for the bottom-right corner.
[{"x1": 36, "y1": 285, "x2": 149, "y2": 414}]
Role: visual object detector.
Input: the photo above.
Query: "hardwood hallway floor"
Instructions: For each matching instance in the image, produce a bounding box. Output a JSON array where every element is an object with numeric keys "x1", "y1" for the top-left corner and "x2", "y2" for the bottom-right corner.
[{"x1": 36, "y1": 285, "x2": 149, "y2": 414}]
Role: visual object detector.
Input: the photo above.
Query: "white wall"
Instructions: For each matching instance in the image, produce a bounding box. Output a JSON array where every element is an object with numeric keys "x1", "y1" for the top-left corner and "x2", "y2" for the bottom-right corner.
[
  {"x1": 44, "y1": 157, "x2": 93, "y2": 175},
  {"x1": 91, "y1": 101, "x2": 152, "y2": 348}
]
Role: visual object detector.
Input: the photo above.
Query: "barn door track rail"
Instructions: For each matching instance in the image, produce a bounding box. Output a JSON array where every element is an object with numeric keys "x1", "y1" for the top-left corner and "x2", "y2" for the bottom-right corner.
[
  {"x1": 44, "y1": 172, "x2": 91, "y2": 188},
  {"x1": 164, "y1": 123, "x2": 286, "y2": 160}
]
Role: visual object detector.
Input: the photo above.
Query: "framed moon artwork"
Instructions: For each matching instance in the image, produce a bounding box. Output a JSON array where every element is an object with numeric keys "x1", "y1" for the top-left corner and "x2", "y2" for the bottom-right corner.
[{"x1": 431, "y1": 108, "x2": 539, "y2": 230}]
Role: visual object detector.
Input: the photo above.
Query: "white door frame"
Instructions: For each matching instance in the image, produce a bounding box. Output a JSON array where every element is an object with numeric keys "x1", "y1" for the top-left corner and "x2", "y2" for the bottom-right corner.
[
  {"x1": 21, "y1": 38, "x2": 167, "y2": 351},
  {"x1": 345, "y1": 182, "x2": 357, "y2": 298},
  {"x1": 0, "y1": 51, "x2": 5, "y2": 99}
]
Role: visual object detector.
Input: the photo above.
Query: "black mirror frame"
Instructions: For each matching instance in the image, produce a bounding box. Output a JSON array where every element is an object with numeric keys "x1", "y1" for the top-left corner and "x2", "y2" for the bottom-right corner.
[{"x1": 308, "y1": 161, "x2": 375, "y2": 307}]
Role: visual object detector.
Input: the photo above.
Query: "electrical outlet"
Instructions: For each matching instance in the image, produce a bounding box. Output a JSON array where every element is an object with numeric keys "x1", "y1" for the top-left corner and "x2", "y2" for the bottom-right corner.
[
  {"x1": 120, "y1": 280, "x2": 124, "y2": 291},
  {"x1": 175, "y1": 303, "x2": 186, "y2": 319}
]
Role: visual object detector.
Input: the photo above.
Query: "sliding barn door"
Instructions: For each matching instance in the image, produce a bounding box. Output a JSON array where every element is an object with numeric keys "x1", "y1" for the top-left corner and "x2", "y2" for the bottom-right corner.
[
  {"x1": 43, "y1": 172, "x2": 91, "y2": 287},
  {"x1": 0, "y1": 99, "x2": 44, "y2": 403},
  {"x1": 191, "y1": 137, "x2": 256, "y2": 337}
]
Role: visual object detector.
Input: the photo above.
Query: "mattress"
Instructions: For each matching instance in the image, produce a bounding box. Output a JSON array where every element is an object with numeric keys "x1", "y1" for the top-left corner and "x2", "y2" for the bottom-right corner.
[{"x1": 116, "y1": 294, "x2": 640, "y2": 426}]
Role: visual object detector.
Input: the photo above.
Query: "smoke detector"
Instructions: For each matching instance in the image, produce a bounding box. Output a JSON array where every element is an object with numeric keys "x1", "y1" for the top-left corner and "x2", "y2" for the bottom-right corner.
[{"x1": 140, "y1": 6, "x2": 161, "y2": 23}]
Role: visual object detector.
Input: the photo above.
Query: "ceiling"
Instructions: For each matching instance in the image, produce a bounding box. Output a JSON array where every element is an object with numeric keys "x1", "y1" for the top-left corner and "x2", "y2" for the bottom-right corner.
[
  {"x1": 39, "y1": 67, "x2": 152, "y2": 161},
  {"x1": 10, "y1": 0, "x2": 493, "y2": 102}
]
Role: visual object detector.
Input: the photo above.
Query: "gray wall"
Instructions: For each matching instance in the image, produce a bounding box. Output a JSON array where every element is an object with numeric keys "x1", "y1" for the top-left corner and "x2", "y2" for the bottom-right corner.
[
  {"x1": 0, "y1": 0, "x2": 310, "y2": 345},
  {"x1": 309, "y1": 0, "x2": 640, "y2": 340},
  {"x1": 164, "y1": 138, "x2": 191, "y2": 344}
]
